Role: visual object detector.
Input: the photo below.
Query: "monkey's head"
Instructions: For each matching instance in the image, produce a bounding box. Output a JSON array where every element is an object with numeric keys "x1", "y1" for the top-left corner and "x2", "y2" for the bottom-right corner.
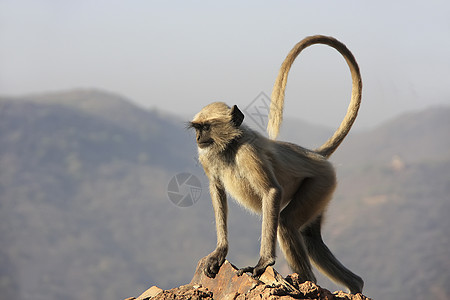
[{"x1": 189, "y1": 102, "x2": 244, "y2": 152}]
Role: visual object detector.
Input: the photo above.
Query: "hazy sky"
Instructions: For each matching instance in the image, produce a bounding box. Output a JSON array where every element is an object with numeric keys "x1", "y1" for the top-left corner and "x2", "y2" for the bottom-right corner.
[{"x1": 1, "y1": 0, "x2": 449, "y2": 129}]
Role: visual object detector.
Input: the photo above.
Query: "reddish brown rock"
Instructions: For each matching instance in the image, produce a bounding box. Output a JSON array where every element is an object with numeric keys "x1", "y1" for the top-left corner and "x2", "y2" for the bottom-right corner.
[
  {"x1": 190, "y1": 258, "x2": 260, "y2": 300},
  {"x1": 131, "y1": 259, "x2": 372, "y2": 300},
  {"x1": 151, "y1": 284, "x2": 213, "y2": 300}
]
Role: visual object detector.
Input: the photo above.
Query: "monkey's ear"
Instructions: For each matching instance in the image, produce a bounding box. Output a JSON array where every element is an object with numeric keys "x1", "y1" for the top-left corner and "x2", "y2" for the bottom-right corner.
[{"x1": 231, "y1": 105, "x2": 244, "y2": 127}]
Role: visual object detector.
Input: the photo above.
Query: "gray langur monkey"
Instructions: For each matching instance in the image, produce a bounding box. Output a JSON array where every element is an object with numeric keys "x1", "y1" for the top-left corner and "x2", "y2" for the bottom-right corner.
[{"x1": 188, "y1": 35, "x2": 364, "y2": 294}]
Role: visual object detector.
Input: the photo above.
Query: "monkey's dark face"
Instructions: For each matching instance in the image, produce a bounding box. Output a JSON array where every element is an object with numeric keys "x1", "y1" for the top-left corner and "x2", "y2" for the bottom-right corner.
[
  {"x1": 190, "y1": 122, "x2": 214, "y2": 149},
  {"x1": 189, "y1": 102, "x2": 245, "y2": 152}
]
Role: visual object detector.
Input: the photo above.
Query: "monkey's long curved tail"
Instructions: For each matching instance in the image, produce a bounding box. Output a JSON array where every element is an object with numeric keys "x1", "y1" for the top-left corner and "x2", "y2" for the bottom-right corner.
[{"x1": 267, "y1": 35, "x2": 362, "y2": 158}]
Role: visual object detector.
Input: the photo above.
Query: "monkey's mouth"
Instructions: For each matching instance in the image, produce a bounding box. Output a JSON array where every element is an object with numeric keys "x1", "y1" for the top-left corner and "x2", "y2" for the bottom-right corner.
[{"x1": 198, "y1": 140, "x2": 213, "y2": 148}]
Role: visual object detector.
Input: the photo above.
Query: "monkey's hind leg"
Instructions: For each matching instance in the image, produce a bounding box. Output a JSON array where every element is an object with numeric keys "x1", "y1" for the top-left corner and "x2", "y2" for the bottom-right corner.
[
  {"x1": 277, "y1": 176, "x2": 334, "y2": 283},
  {"x1": 302, "y1": 215, "x2": 364, "y2": 294},
  {"x1": 277, "y1": 208, "x2": 317, "y2": 283}
]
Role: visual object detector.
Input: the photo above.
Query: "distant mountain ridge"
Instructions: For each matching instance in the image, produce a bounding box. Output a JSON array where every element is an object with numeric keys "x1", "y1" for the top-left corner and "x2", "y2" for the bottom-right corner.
[
  {"x1": 0, "y1": 89, "x2": 195, "y2": 171},
  {"x1": 334, "y1": 105, "x2": 450, "y2": 165},
  {"x1": 4, "y1": 88, "x2": 183, "y2": 137},
  {"x1": 0, "y1": 89, "x2": 448, "y2": 300}
]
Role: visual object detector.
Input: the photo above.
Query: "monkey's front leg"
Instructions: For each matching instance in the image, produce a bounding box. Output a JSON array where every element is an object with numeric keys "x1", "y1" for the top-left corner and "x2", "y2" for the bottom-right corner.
[
  {"x1": 203, "y1": 182, "x2": 228, "y2": 278},
  {"x1": 238, "y1": 187, "x2": 281, "y2": 277}
]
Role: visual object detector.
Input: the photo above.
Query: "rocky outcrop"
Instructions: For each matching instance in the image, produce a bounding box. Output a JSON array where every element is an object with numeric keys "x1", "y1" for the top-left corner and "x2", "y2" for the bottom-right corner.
[{"x1": 128, "y1": 259, "x2": 372, "y2": 300}]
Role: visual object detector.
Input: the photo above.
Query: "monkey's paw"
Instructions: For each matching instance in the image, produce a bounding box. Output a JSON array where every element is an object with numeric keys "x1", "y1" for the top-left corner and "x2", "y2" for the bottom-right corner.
[
  {"x1": 237, "y1": 256, "x2": 275, "y2": 278},
  {"x1": 202, "y1": 247, "x2": 227, "y2": 279}
]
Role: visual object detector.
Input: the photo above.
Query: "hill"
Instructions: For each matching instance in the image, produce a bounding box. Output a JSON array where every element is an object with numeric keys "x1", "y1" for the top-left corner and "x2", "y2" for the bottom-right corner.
[
  {"x1": 0, "y1": 90, "x2": 199, "y2": 299},
  {"x1": 335, "y1": 105, "x2": 450, "y2": 164},
  {"x1": 0, "y1": 90, "x2": 449, "y2": 300}
]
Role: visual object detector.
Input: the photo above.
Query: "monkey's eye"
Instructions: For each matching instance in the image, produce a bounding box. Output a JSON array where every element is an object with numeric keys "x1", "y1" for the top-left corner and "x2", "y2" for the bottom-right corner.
[
  {"x1": 203, "y1": 123, "x2": 210, "y2": 131},
  {"x1": 188, "y1": 122, "x2": 201, "y2": 130}
]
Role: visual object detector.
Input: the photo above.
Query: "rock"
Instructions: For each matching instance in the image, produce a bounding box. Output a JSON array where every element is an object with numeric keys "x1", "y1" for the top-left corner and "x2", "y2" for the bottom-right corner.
[
  {"x1": 150, "y1": 284, "x2": 213, "y2": 300},
  {"x1": 136, "y1": 286, "x2": 163, "y2": 300},
  {"x1": 131, "y1": 259, "x2": 372, "y2": 300},
  {"x1": 190, "y1": 258, "x2": 260, "y2": 300}
]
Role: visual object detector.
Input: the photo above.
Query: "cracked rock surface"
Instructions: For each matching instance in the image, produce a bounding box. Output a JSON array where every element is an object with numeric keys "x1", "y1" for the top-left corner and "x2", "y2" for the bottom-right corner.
[{"x1": 128, "y1": 259, "x2": 372, "y2": 300}]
